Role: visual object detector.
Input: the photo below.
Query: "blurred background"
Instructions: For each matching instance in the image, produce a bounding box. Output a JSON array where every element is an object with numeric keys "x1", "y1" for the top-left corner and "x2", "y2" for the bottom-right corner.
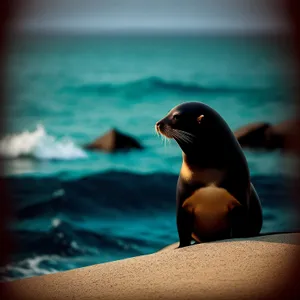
[{"x1": 0, "y1": 0, "x2": 298, "y2": 281}]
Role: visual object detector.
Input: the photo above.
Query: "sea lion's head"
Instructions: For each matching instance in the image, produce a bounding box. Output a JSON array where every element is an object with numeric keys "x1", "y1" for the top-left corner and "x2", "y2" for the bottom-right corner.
[{"x1": 155, "y1": 102, "x2": 225, "y2": 147}]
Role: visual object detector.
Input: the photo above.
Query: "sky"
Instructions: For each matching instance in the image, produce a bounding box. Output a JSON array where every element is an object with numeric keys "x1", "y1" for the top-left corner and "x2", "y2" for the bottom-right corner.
[{"x1": 12, "y1": 0, "x2": 288, "y2": 34}]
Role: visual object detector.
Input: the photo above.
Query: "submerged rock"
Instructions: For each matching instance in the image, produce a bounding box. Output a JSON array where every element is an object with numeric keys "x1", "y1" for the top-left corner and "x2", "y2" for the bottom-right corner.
[{"x1": 84, "y1": 129, "x2": 143, "y2": 152}]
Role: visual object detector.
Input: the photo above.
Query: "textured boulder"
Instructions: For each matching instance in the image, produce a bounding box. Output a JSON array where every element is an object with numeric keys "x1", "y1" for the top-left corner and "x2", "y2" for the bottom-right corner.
[{"x1": 84, "y1": 129, "x2": 143, "y2": 152}]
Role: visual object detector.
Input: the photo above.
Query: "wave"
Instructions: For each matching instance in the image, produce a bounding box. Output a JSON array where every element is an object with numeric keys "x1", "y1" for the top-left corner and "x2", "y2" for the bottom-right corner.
[
  {"x1": 1, "y1": 171, "x2": 296, "y2": 281},
  {"x1": 11, "y1": 218, "x2": 145, "y2": 258},
  {"x1": 0, "y1": 255, "x2": 60, "y2": 281},
  {"x1": 0, "y1": 217, "x2": 148, "y2": 281},
  {"x1": 0, "y1": 124, "x2": 87, "y2": 160},
  {"x1": 7, "y1": 172, "x2": 177, "y2": 220},
  {"x1": 0, "y1": 214, "x2": 159, "y2": 280},
  {"x1": 67, "y1": 76, "x2": 280, "y2": 97},
  {"x1": 5, "y1": 171, "x2": 293, "y2": 221}
]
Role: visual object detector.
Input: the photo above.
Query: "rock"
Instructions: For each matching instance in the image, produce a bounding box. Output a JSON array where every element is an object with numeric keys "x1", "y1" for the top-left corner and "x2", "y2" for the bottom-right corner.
[
  {"x1": 234, "y1": 122, "x2": 272, "y2": 149},
  {"x1": 265, "y1": 120, "x2": 296, "y2": 149},
  {"x1": 84, "y1": 129, "x2": 143, "y2": 152},
  {"x1": 234, "y1": 121, "x2": 297, "y2": 150}
]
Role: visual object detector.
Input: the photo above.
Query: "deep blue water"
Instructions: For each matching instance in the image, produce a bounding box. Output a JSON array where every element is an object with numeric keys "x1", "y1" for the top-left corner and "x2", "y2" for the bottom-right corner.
[{"x1": 0, "y1": 35, "x2": 297, "y2": 281}]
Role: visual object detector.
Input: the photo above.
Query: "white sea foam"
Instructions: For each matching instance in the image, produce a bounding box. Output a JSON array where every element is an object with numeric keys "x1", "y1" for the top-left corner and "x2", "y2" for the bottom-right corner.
[
  {"x1": 52, "y1": 189, "x2": 65, "y2": 198},
  {"x1": 51, "y1": 218, "x2": 62, "y2": 228},
  {"x1": 0, "y1": 124, "x2": 87, "y2": 160},
  {"x1": 0, "y1": 255, "x2": 60, "y2": 281}
]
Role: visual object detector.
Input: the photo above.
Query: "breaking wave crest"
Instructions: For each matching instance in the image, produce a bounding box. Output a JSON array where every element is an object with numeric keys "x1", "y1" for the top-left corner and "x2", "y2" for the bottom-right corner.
[{"x1": 0, "y1": 125, "x2": 87, "y2": 160}]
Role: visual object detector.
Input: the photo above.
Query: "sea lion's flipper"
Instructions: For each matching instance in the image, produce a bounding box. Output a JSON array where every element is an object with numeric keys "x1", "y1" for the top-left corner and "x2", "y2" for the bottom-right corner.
[
  {"x1": 247, "y1": 183, "x2": 263, "y2": 236},
  {"x1": 229, "y1": 205, "x2": 248, "y2": 238},
  {"x1": 177, "y1": 208, "x2": 193, "y2": 248}
]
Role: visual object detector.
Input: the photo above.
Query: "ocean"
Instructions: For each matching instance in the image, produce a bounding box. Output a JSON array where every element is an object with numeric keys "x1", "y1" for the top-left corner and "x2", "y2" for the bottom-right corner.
[{"x1": 0, "y1": 34, "x2": 297, "y2": 281}]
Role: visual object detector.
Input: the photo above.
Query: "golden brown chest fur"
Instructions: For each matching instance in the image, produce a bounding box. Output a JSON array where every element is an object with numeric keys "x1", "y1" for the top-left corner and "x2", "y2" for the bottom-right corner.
[
  {"x1": 180, "y1": 161, "x2": 226, "y2": 187},
  {"x1": 180, "y1": 161, "x2": 241, "y2": 242}
]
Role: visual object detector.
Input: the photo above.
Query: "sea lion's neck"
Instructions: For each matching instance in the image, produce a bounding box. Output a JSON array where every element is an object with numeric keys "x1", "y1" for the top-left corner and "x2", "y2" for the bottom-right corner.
[
  {"x1": 182, "y1": 152, "x2": 208, "y2": 169},
  {"x1": 180, "y1": 153, "x2": 227, "y2": 186},
  {"x1": 177, "y1": 136, "x2": 210, "y2": 159},
  {"x1": 179, "y1": 141, "x2": 227, "y2": 169},
  {"x1": 177, "y1": 138, "x2": 203, "y2": 158}
]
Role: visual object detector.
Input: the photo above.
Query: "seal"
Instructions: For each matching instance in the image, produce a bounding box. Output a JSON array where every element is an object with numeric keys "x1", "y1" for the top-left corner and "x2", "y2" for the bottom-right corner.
[{"x1": 155, "y1": 101, "x2": 263, "y2": 247}]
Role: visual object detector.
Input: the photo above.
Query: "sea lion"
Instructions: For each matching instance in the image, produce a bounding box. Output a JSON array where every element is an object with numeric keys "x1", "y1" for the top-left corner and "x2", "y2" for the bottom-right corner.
[{"x1": 155, "y1": 101, "x2": 263, "y2": 247}]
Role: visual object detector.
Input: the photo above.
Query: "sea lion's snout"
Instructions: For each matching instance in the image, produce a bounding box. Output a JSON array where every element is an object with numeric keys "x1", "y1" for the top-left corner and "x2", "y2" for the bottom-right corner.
[
  {"x1": 155, "y1": 118, "x2": 174, "y2": 138},
  {"x1": 155, "y1": 116, "x2": 173, "y2": 139},
  {"x1": 155, "y1": 120, "x2": 164, "y2": 132}
]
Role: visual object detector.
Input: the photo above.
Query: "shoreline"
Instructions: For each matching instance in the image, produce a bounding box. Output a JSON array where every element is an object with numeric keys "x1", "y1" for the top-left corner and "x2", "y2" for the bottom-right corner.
[{"x1": 4, "y1": 233, "x2": 299, "y2": 300}]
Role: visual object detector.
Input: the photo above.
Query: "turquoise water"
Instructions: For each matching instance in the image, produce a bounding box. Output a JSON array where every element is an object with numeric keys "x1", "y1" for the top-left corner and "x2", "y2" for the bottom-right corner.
[
  {"x1": 2, "y1": 35, "x2": 295, "y2": 177},
  {"x1": 0, "y1": 35, "x2": 297, "y2": 281}
]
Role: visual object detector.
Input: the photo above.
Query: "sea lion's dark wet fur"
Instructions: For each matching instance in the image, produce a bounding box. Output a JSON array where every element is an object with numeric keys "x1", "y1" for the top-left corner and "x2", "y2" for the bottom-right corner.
[{"x1": 156, "y1": 101, "x2": 263, "y2": 247}]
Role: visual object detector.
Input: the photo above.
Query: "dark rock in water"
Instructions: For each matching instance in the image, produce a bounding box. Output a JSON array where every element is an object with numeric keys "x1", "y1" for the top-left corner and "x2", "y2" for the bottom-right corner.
[
  {"x1": 84, "y1": 128, "x2": 143, "y2": 152},
  {"x1": 234, "y1": 122, "x2": 272, "y2": 149},
  {"x1": 265, "y1": 120, "x2": 296, "y2": 150},
  {"x1": 234, "y1": 121, "x2": 296, "y2": 150}
]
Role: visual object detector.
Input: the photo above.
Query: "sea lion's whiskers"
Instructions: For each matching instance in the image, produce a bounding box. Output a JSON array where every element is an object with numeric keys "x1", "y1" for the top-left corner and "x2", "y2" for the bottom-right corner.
[
  {"x1": 177, "y1": 131, "x2": 195, "y2": 143},
  {"x1": 172, "y1": 132, "x2": 192, "y2": 145},
  {"x1": 164, "y1": 135, "x2": 167, "y2": 147},
  {"x1": 171, "y1": 130, "x2": 188, "y2": 143},
  {"x1": 163, "y1": 128, "x2": 173, "y2": 147},
  {"x1": 172, "y1": 130, "x2": 194, "y2": 144},
  {"x1": 156, "y1": 127, "x2": 167, "y2": 147},
  {"x1": 172, "y1": 129, "x2": 194, "y2": 139},
  {"x1": 171, "y1": 131, "x2": 187, "y2": 144},
  {"x1": 175, "y1": 129, "x2": 196, "y2": 139}
]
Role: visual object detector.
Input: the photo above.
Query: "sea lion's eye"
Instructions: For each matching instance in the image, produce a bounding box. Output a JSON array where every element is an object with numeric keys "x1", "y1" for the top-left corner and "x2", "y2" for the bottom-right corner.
[{"x1": 173, "y1": 114, "x2": 180, "y2": 120}]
